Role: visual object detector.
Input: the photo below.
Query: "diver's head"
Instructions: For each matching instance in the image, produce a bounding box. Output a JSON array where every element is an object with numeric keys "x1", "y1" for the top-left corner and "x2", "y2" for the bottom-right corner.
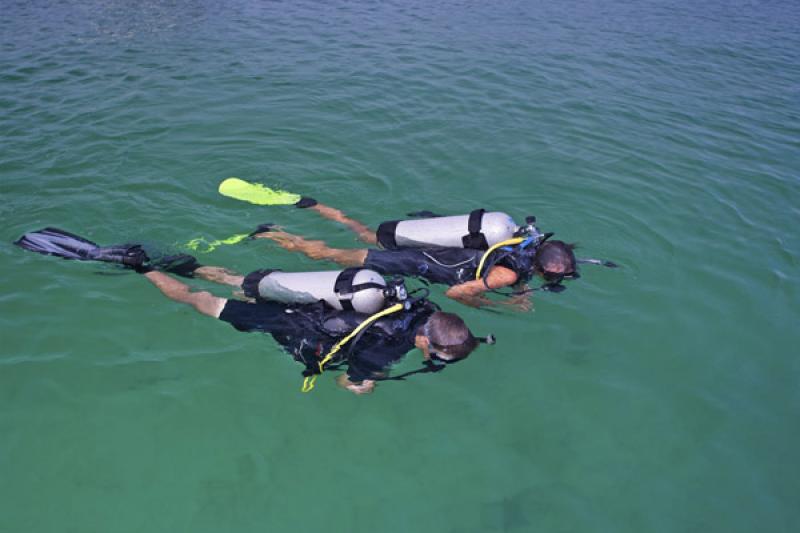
[
  {"x1": 533, "y1": 240, "x2": 578, "y2": 283},
  {"x1": 416, "y1": 311, "x2": 479, "y2": 363}
]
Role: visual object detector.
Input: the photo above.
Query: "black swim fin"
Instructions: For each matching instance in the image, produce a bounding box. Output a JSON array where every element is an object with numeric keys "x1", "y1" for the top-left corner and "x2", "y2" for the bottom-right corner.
[{"x1": 14, "y1": 227, "x2": 148, "y2": 268}]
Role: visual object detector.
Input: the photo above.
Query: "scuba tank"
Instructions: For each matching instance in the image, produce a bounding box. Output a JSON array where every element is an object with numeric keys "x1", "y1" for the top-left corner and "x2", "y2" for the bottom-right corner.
[
  {"x1": 256, "y1": 268, "x2": 405, "y2": 314},
  {"x1": 376, "y1": 209, "x2": 518, "y2": 250}
]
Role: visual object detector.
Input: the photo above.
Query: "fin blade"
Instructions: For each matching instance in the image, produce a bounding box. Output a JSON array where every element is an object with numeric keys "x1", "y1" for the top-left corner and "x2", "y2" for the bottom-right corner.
[
  {"x1": 218, "y1": 177, "x2": 301, "y2": 206},
  {"x1": 14, "y1": 227, "x2": 98, "y2": 260}
]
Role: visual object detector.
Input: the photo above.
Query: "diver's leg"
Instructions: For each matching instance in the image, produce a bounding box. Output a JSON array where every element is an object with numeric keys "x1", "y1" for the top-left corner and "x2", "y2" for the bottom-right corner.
[
  {"x1": 193, "y1": 266, "x2": 244, "y2": 287},
  {"x1": 151, "y1": 255, "x2": 244, "y2": 288},
  {"x1": 149, "y1": 255, "x2": 247, "y2": 300},
  {"x1": 253, "y1": 229, "x2": 368, "y2": 267},
  {"x1": 309, "y1": 203, "x2": 377, "y2": 245},
  {"x1": 142, "y1": 271, "x2": 226, "y2": 317}
]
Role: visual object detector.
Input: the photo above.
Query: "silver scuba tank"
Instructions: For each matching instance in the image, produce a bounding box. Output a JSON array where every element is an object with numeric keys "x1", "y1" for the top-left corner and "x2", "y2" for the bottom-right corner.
[
  {"x1": 256, "y1": 268, "x2": 388, "y2": 314},
  {"x1": 376, "y1": 209, "x2": 518, "y2": 250}
]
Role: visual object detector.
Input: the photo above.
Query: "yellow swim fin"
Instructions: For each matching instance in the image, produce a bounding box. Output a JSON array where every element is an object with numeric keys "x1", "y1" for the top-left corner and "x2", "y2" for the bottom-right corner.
[
  {"x1": 218, "y1": 177, "x2": 301, "y2": 206},
  {"x1": 184, "y1": 233, "x2": 251, "y2": 253}
]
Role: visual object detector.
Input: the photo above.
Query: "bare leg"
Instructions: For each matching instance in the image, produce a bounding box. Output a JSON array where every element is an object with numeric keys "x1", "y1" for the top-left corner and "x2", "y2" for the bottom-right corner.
[
  {"x1": 253, "y1": 229, "x2": 368, "y2": 267},
  {"x1": 193, "y1": 266, "x2": 251, "y2": 301},
  {"x1": 194, "y1": 266, "x2": 244, "y2": 287},
  {"x1": 143, "y1": 271, "x2": 226, "y2": 318},
  {"x1": 310, "y1": 203, "x2": 377, "y2": 245}
]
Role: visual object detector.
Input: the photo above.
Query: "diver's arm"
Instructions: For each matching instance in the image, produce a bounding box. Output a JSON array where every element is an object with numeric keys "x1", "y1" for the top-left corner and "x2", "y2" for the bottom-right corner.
[
  {"x1": 336, "y1": 374, "x2": 376, "y2": 395},
  {"x1": 445, "y1": 266, "x2": 521, "y2": 309},
  {"x1": 310, "y1": 203, "x2": 377, "y2": 245}
]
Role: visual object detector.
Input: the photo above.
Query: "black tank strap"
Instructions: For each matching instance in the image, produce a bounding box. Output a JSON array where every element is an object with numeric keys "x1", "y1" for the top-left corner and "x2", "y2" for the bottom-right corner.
[
  {"x1": 334, "y1": 268, "x2": 359, "y2": 293},
  {"x1": 376, "y1": 220, "x2": 399, "y2": 250},
  {"x1": 462, "y1": 208, "x2": 489, "y2": 249},
  {"x1": 242, "y1": 269, "x2": 279, "y2": 299},
  {"x1": 350, "y1": 282, "x2": 386, "y2": 292},
  {"x1": 334, "y1": 268, "x2": 359, "y2": 310},
  {"x1": 334, "y1": 269, "x2": 385, "y2": 295}
]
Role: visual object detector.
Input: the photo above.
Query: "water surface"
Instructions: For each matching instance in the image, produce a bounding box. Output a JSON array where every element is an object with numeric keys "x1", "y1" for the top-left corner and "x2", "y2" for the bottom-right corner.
[{"x1": 2, "y1": 1, "x2": 799, "y2": 532}]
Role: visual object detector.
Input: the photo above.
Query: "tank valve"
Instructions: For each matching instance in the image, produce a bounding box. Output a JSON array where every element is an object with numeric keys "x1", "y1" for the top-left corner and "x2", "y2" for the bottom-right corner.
[
  {"x1": 384, "y1": 277, "x2": 408, "y2": 302},
  {"x1": 516, "y1": 215, "x2": 543, "y2": 242}
]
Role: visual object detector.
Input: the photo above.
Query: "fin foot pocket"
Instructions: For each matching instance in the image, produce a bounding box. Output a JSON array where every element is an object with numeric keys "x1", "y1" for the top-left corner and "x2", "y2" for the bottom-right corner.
[
  {"x1": 149, "y1": 254, "x2": 202, "y2": 278},
  {"x1": 87, "y1": 245, "x2": 148, "y2": 268},
  {"x1": 295, "y1": 196, "x2": 317, "y2": 208},
  {"x1": 249, "y1": 223, "x2": 276, "y2": 237}
]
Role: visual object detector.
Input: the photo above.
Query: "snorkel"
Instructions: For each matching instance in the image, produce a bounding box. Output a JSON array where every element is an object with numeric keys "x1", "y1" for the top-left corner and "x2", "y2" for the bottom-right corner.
[{"x1": 536, "y1": 238, "x2": 618, "y2": 292}]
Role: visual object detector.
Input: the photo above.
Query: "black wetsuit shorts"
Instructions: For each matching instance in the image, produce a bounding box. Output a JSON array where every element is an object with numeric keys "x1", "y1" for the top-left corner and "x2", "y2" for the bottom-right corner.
[
  {"x1": 218, "y1": 299, "x2": 291, "y2": 333},
  {"x1": 363, "y1": 247, "x2": 481, "y2": 286}
]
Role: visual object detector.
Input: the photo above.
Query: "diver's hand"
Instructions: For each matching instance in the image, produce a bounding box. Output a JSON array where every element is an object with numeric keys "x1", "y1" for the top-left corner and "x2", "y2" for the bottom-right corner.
[
  {"x1": 348, "y1": 380, "x2": 375, "y2": 395},
  {"x1": 336, "y1": 375, "x2": 375, "y2": 395},
  {"x1": 500, "y1": 293, "x2": 533, "y2": 312},
  {"x1": 446, "y1": 293, "x2": 493, "y2": 308}
]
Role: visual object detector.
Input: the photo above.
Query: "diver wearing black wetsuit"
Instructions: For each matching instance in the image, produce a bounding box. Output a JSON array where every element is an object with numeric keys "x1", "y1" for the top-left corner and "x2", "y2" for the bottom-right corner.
[
  {"x1": 252, "y1": 210, "x2": 583, "y2": 310},
  {"x1": 14, "y1": 227, "x2": 483, "y2": 395},
  {"x1": 218, "y1": 296, "x2": 436, "y2": 385}
]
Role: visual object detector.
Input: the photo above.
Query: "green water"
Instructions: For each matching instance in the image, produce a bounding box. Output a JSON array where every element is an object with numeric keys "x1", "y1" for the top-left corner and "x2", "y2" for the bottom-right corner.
[{"x1": 2, "y1": 1, "x2": 799, "y2": 531}]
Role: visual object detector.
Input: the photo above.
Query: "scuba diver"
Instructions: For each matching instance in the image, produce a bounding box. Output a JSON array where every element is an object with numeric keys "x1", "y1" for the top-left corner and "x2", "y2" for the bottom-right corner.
[
  {"x1": 239, "y1": 190, "x2": 614, "y2": 310},
  {"x1": 15, "y1": 228, "x2": 492, "y2": 395}
]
